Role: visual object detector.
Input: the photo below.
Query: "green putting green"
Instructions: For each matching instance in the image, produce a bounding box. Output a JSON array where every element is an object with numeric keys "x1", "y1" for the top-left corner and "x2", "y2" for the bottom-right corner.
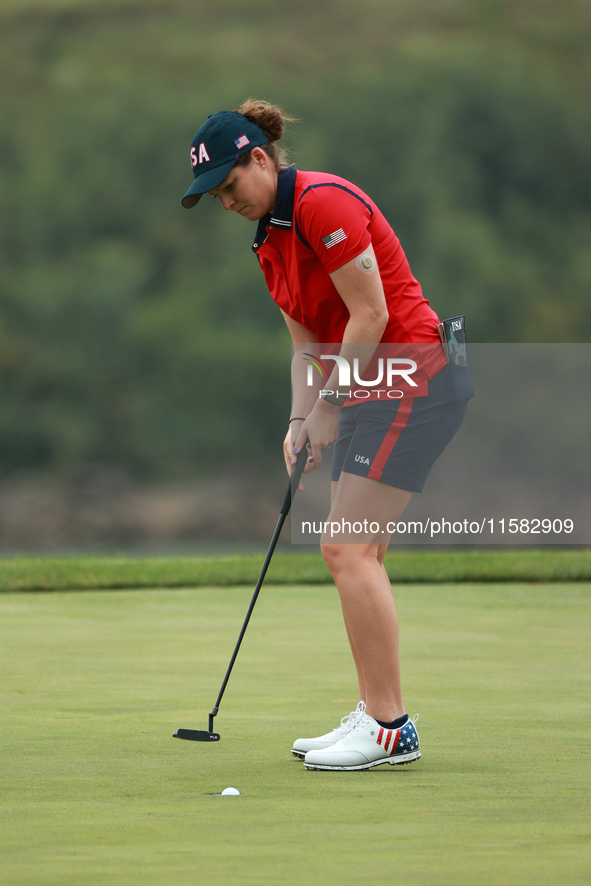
[{"x1": 1, "y1": 581, "x2": 589, "y2": 885}]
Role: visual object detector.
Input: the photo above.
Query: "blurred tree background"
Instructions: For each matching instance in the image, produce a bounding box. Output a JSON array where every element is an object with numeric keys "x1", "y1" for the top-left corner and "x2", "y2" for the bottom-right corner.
[{"x1": 0, "y1": 0, "x2": 589, "y2": 548}]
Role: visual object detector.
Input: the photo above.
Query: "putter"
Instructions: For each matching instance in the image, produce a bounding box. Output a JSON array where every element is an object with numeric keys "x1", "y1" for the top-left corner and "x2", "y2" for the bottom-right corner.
[{"x1": 173, "y1": 445, "x2": 309, "y2": 742}]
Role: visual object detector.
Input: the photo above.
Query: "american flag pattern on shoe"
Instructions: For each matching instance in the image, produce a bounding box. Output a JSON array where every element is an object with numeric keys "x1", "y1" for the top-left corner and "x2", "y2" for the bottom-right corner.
[
  {"x1": 377, "y1": 717, "x2": 420, "y2": 758},
  {"x1": 303, "y1": 712, "x2": 421, "y2": 771}
]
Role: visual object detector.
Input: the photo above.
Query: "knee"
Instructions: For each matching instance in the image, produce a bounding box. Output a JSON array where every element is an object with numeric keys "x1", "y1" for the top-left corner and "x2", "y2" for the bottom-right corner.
[{"x1": 321, "y1": 542, "x2": 362, "y2": 576}]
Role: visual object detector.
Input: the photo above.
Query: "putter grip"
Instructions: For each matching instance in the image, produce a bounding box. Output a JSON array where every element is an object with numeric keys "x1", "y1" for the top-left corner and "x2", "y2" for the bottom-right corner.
[{"x1": 280, "y1": 445, "x2": 308, "y2": 517}]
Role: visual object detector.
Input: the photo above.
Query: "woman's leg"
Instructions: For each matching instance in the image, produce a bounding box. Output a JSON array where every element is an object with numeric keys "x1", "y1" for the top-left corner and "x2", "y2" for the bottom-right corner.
[{"x1": 321, "y1": 472, "x2": 413, "y2": 723}]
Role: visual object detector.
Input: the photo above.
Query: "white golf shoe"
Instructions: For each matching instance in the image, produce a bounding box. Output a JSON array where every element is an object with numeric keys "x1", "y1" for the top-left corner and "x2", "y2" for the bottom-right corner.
[
  {"x1": 303, "y1": 711, "x2": 421, "y2": 771},
  {"x1": 291, "y1": 701, "x2": 367, "y2": 758}
]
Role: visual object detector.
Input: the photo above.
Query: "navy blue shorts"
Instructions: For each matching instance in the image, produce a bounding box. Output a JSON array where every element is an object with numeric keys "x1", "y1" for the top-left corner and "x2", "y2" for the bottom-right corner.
[{"x1": 331, "y1": 364, "x2": 474, "y2": 493}]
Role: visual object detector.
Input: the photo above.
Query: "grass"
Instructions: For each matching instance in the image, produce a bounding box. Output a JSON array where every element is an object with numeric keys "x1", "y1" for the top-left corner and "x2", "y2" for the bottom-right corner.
[
  {"x1": 1, "y1": 579, "x2": 589, "y2": 885},
  {"x1": 1, "y1": 547, "x2": 591, "y2": 592}
]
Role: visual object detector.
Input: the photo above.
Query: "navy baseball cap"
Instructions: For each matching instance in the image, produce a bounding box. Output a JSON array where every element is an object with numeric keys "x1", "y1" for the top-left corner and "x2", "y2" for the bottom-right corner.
[{"x1": 182, "y1": 111, "x2": 268, "y2": 208}]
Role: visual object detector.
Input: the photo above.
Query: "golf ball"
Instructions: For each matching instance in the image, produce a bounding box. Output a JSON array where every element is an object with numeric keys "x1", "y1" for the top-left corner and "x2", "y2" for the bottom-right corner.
[{"x1": 221, "y1": 787, "x2": 240, "y2": 796}]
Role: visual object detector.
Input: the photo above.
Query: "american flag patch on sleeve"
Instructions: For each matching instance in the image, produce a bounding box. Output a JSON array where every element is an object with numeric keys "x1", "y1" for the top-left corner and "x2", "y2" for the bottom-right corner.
[{"x1": 322, "y1": 228, "x2": 347, "y2": 249}]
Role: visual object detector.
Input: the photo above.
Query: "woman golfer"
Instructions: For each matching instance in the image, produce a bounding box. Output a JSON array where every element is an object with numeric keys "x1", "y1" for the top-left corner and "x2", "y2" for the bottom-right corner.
[{"x1": 182, "y1": 100, "x2": 473, "y2": 771}]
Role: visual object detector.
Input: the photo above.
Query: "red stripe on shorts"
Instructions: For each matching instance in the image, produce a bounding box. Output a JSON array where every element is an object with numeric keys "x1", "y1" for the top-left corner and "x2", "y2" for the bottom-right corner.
[{"x1": 367, "y1": 397, "x2": 415, "y2": 481}]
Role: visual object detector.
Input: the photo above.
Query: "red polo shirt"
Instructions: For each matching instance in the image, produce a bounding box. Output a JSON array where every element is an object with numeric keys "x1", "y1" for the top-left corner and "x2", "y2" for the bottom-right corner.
[{"x1": 253, "y1": 167, "x2": 446, "y2": 397}]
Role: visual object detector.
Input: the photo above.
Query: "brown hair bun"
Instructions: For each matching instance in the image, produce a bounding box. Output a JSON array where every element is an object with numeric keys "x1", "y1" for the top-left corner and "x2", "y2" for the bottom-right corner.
[{"x1": 235, "y1": 99, "x2": 294, "y2": 143}]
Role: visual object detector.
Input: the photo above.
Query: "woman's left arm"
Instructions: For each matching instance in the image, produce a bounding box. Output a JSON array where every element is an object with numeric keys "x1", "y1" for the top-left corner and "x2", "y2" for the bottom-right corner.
[
  {"x1": 330, "y1": 243, "x2": 389, "y2": 346},
  {"x1": 293, "y1": 244, "x2": 389, "y2": 470}
]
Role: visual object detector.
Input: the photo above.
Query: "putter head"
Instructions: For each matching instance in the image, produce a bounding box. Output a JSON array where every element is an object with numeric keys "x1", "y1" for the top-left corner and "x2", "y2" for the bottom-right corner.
[{"x1": 173, "y1": 728, "x2": 220, "y2": 742}]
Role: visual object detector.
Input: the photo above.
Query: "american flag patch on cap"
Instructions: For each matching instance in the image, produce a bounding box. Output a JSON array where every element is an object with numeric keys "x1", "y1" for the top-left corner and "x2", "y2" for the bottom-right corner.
[
  {"x1": 234, "y1": 135, "x2": 250, "y2": 150},
  {"x1": 322, "y1": 228, "x2": 347, "y2": 249}
]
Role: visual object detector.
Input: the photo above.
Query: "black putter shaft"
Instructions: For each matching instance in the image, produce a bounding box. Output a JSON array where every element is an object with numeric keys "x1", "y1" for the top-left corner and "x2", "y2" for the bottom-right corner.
[{"x1": 174, "y1": 445, "x2": 308, "y2": 742}]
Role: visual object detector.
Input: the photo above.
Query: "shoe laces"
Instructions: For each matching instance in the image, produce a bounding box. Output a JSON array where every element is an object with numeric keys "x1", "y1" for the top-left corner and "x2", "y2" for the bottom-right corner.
[
  {"x1": 349, "y1": 710, "x2": 419, "y2": 735},
  {"x1": 341, "y1": 700, "x2": 366, "y2": 730}
]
